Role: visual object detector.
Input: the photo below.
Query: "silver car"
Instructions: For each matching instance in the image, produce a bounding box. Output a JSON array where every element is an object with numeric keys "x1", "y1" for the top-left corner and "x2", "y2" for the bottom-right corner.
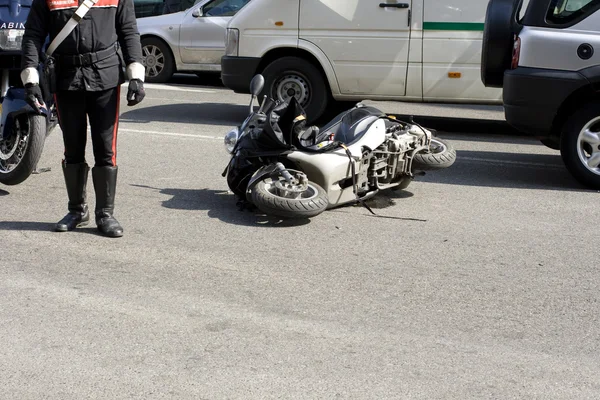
[{"x1": 134, "y1": 0, "x2": 250, "y2": 83}]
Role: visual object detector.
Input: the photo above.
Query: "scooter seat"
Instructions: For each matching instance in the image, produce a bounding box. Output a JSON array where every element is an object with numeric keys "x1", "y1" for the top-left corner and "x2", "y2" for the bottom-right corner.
[{"x1": 318, "y1": 106, "x2": 385, "y2": 146}]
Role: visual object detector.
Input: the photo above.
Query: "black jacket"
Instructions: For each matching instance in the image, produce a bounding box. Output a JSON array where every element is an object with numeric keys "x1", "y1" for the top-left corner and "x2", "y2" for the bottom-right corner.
[{"x1": 21, "y1": 0, "x2": 143, "y2": 91}]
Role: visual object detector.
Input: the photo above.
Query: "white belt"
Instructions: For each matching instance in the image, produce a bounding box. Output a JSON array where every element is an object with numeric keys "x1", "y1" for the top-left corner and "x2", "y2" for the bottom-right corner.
[{"x1": 46, "y1": 0, "x2": 99, "y2": 57}]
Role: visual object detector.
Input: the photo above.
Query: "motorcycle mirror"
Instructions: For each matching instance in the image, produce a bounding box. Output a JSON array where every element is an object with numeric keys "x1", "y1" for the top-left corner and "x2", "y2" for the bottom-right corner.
[{"x1": 249, "y1": 75, "x2": 264, "y2": 97}]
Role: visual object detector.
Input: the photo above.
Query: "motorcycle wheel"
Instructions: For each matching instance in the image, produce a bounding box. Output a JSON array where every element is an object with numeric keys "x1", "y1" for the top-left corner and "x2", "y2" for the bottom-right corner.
[
  {"x1": 0, "y1": 114, "x2": 46, "y2": 186},
  {"x1": 250, "y1": 176, "x2": 329, "y2": 219},
  {"x1": 413, "y1": 137, "x2": 457, "y2": 170}
]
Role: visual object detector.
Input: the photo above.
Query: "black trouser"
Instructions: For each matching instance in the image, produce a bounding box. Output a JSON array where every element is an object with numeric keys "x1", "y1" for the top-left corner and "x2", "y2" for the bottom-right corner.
[{"x1": 54, "y1": 86, "x2": 121, "y2": 167}]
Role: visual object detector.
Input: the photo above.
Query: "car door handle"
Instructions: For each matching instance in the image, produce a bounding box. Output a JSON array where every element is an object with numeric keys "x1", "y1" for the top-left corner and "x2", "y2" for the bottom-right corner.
[{"x1": 379, "y1": 3, "x2": 409, "y2": 8}]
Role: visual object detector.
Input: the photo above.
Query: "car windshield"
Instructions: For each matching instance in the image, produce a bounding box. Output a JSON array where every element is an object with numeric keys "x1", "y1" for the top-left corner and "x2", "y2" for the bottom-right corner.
[{"x1": 547, "y1": 0, "x2": 600, "y2": 23}]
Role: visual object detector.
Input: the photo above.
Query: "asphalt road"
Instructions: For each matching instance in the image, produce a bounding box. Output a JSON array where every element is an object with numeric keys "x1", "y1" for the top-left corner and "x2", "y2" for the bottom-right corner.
[{"x1": 1, "y1": 75, "x2": 599, "y2": 399}]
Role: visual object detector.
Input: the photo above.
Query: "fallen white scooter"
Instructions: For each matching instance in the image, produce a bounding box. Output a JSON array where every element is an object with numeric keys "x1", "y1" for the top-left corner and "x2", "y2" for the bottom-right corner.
[{"x1": 222, "y1": 75, "x2": 456, "y2": 219}]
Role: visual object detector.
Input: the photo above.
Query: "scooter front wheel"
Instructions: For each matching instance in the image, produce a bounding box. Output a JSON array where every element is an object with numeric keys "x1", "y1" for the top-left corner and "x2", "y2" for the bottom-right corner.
[
  {"x1": 0, "y1": 114, "x2": 46, "y2": 186},
  {"x1": 250, "y1": 176, "x2": 329, "y2": 219}
]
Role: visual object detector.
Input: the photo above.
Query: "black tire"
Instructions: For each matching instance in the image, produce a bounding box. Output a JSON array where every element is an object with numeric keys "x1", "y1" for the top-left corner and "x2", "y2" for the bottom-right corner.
[
  {"x1": 262, "y1": 56, "x2": 329, "y2": 124},
  {"x1": 560, "y1": 102, "x2": 600, "y2": 189},
  {"x1": 481, "y1": 0, "x2": 519, "y2": 88},
  {"x1": 0, "y1": 114, "x2": 46, "y2": 186},
  {"x1": 540, "y1": 137, "x2": 560, "y2": 150},
  {"x1": 413, "y1": 137, "x2": 457, "y2": 170},
  {"x1": 250, "y1": 178, "x2": 329, "y2": 219},
  {"x1": 141, "y1": 37, "x2": 175, "y2": 83}
]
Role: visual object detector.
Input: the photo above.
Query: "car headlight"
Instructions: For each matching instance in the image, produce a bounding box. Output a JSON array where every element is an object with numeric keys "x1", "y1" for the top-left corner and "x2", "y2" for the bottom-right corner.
[
  {"x1": 0, "y1": 29, "x2": 24, "y2": 51},
  {"x1": 225, "y1": 28, "x2": 239, "y2": 57},
  {"x1": 224, "y1": 127, "x2": 239, "y2": 154}
]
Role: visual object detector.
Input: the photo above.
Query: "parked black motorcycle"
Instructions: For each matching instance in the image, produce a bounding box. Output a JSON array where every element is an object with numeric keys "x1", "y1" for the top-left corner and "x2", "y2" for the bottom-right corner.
[{"x1": 0, "y1": 0, "x2": 57, "y2": 186}]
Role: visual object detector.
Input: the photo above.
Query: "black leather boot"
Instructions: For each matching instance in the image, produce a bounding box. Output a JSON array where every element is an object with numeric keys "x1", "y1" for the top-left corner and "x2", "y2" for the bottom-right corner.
[
  {"x1": 56, "y1": 162, "x2": 90, "y2": 232},
  {"x1": 92, "y1": 165, "x2": 123, "y2": 238}
]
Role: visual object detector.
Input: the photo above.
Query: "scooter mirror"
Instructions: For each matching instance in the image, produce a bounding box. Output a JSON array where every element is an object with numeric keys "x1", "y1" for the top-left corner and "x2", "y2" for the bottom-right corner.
[{"x1": 249, "y1": 75, "x2": 265, "y2": 97}]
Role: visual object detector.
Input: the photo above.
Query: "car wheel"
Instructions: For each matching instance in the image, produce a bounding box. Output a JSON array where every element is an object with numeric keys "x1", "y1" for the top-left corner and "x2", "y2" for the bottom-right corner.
[
  {"x1": 481, "y1": 0, "x2": 519, "y2": 88},
  {"x1": 141, "y1": 37, "x2": 175, "y2": 83},
  {"x1": 560, "y1": 102, "x2": 600, "y2": 189},
  {"x1": 262, "y1": 56, "x2": 329, "y2": 124}
]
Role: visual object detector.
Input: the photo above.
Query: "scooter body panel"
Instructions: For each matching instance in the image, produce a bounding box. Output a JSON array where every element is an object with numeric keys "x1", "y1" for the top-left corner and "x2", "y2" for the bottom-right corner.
[{"x1": 286, "y1": 119, "x2": 388, "y2": 207}]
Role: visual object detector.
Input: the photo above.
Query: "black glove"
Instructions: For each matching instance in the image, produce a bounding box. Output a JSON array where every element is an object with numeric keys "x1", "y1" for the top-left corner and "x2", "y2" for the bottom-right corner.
[
  {"x1": 127, "y1": 79, "x2": 145, "y2": 106},
  {"x1": 25, "y1": 83, "x2": 44, "y2": 114}
]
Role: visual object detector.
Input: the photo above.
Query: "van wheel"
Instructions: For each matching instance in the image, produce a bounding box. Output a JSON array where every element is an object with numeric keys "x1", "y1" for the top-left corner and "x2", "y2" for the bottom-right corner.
[
  {"x1": 560, "y1": 102, "x2": 600, "y2": 189},
  {"x1": 141, "y1": 37, "x2": 174, "y2": 83},
  {"x1": 481, "y1": 0, "x2": 517, "y2": 88},
  {"x1": 262, "y1": 57, "x2": 329, "y2": 123}
]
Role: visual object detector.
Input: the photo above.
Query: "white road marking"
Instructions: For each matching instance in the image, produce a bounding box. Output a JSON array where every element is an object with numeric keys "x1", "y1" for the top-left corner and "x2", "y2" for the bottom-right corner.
[
  {"x1": 120, "y1": 128, "x2": 221, "y2": 140},
  {"x1": 143, "y1": 97, "x2": 199, "y2": 103},
  {"x1": 121, "y1": 82, "x2": 217, "y2": 93}
]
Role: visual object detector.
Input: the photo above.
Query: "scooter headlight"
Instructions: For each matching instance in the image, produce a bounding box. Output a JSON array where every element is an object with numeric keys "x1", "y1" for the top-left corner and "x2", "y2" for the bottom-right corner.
[{"x1": 224, "y1": 127, "x2": 239, "y2": 154}]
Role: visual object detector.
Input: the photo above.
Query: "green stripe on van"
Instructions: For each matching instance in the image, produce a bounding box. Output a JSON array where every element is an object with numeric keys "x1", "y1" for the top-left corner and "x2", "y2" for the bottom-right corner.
[{"x1": 423, "y1": 22, "x2": 485, "y2": 31}]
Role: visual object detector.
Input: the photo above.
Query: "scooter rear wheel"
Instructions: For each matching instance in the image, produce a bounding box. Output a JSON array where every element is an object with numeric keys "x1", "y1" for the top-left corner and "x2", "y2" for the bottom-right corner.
[
  {"x1": 250, "y1": 176, "x2": 329, "y2": 219},
  {"x1": 412, "y1": 137, "x2": 457, "y2": 170},
  {"x1": 0, "y1": 114, "x2": 46, "y2": 186}
]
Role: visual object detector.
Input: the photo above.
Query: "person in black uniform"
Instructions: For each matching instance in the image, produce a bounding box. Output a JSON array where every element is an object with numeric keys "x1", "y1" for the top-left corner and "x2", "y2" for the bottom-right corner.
[{"x1": 20, "y1": 0, "x2": 146, "y2": 238}]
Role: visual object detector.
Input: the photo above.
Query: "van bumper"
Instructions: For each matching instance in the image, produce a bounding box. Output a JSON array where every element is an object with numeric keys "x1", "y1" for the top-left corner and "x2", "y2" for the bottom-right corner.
[
  {"x1": 503, "y1": 67, "x2": 588, "y2": 137},
  {"x1": 221, "y1": 56, "x2": 261, "y2": 94}
]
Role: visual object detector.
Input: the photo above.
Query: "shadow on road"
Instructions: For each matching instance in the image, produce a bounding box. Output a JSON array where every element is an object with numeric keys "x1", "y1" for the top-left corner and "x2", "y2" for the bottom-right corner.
[
  {"x1": 131, "y1": 184, "x2": 311, "y2": 227},
  {"x1": 120, "y1": 103, "x2": 248, "y2": 127},
  {"x1": 170, "y1": 72, "x2": 224, "y2": 88},
  {"x1": 419, "y1": 149, "x2": 593, "y2": 192},
  {"x1": 0, "y1": 220, "x2": 116, "y2": 237},
  {"x1": 0, "y1": 188, "x2": 8, "y2": 196},
  {"x1": 439, "y1": 132, "x2": 541, "y2": 146},
  {"x1": 299, "y1": 103, "x2": 529, "y2": 140},
  {"x1": 394, "y1": 116, "x2": 521, "y2": 135},
  {"x1": 134, "y1": 184, "x2": 426, "y2": 224},
  {"x1": 0, "y1": 221, "x2": 56, "y2": 231}
]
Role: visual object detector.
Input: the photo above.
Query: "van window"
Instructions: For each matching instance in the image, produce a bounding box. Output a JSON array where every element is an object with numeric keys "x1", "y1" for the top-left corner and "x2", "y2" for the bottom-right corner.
[
  {"x1": 203, "y1": 0, "x2": 250, "y2": 16},
  {"x1": 546, "y1": 0, "x2": 600, "y2": 23}
]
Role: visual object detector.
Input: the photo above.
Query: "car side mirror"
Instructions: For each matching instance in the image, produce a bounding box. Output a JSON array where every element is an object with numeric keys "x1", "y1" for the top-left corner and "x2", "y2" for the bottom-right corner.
[{"x1": 192, "y1": 7, "x2": 203, "y2": 17}]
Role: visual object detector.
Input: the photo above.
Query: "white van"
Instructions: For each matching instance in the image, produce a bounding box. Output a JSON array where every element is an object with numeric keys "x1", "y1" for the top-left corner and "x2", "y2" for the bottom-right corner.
[{"x1": 221, "y1": 0, "x2": 502, "y2": 121}]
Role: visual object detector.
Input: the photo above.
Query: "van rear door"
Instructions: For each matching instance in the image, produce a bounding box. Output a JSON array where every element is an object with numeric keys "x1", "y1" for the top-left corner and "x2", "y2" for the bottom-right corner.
[{"x1": 299, "y1": 0, "x2": 411, "y2": 96}]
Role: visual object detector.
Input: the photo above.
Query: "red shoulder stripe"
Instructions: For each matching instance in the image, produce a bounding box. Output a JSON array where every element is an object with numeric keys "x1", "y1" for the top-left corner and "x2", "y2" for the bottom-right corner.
[
  {"x1": 47, "y1": 0, "x2": 118, "y2": 11},
  {"x1": 47, "y1": 0, "x2": 78, "y2": 11},
  {"x1": 95, "y1": 0, "x2": 119, "y2": 7}
]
